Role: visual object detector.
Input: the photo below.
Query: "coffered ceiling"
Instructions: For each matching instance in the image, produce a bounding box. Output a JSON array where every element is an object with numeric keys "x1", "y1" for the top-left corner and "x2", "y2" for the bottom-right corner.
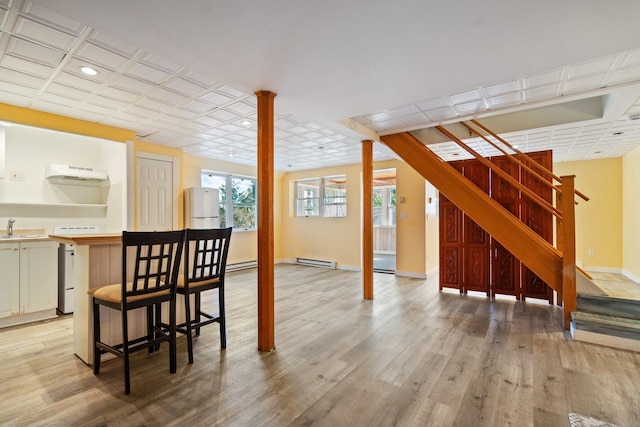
[{"x1": 1, "y1": 0, "x2": 640, "y2": 171}]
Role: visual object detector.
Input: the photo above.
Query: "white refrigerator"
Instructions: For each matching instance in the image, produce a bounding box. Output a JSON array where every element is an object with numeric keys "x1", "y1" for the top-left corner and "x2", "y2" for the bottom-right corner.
[{"x1": 185, "y1": 187, "x2": 220, "y2": 228}]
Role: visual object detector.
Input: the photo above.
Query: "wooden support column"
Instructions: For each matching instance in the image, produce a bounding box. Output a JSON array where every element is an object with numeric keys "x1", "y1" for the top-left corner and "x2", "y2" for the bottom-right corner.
[
  {"x1": 559, "y1": 175, "x2": 577, "y2": 330},
  {"x1": 255, "y1": 90, "x2": 276, "y2": 351},
  {"x1": 362, "y1": 140, "x2": 374, "y2": 300}
]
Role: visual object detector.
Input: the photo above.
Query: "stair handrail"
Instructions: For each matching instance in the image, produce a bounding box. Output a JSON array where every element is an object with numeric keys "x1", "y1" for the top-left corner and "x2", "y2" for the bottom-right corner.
[
  {"x1": 436, "y1": 125, "x2": 562, "y2": 219},
  {"x1": 463, "y1": 121, "x2": 573, "y2": 200},
  {"x1": 470, "y1": 119, "x2": 590, "y2": 202}
]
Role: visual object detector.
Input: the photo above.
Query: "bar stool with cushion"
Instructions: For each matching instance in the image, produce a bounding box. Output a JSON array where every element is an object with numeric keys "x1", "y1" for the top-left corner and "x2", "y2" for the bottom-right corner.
[
  {"x1": 178, "y1": 227, "x2": 232, "y2": 363},
  {"x1": 91, "y1": 230, "x2": 185, "y2": 395}
]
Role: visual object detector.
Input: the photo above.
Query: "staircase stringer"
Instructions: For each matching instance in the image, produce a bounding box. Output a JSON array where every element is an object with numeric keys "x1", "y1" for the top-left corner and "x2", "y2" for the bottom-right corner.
[{"x1": 380, "y1": 131, "x2": 563, "y2": 293}]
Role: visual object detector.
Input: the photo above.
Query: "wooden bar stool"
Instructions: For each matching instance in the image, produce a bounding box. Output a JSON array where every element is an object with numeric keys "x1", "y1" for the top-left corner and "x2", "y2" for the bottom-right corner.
[
  {"x1": 178, "y1": 227, "x2": 232, "y2": 363},
  {"x1": 90, "y1": 230, "x2": 185, "y2": 395}
]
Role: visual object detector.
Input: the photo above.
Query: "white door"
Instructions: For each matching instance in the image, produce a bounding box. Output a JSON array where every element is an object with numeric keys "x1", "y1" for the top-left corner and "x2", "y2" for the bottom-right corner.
[{"x1": 136, "y1": 156, "x2": 174, "y2": 231}]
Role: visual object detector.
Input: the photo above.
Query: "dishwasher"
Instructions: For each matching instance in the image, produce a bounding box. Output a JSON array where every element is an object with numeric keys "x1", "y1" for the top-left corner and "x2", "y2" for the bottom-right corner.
[{"x1": 55, "y1": 226, "x2": 100, "y2": 314}]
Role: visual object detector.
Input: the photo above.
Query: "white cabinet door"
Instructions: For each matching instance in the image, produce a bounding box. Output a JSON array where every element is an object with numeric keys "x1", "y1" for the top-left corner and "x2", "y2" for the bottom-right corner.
[
  {"x1": 19, "y1": 241, "x2": 58, "y2": 314},
  {"x1": 0, "y1": 242, "x2": 20, "y2": 318}
]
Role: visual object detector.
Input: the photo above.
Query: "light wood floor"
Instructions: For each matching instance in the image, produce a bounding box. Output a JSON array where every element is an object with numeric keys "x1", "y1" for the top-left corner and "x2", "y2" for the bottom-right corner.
[{"x1": 1, "y1": 264, "x2": 639, "y2": 426}]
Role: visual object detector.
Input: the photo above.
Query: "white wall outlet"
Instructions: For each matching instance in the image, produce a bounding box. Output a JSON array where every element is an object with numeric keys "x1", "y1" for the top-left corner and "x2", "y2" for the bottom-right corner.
[
  {"x1": 588, "y1": 249, "x2": 595, "y2": 257},
  {"x1": 9, "y1": 171, "x2": 25, "y2": 181}
]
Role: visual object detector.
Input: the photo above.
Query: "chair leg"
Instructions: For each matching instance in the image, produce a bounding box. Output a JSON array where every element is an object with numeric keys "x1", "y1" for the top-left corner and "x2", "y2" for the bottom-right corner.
[
  {"x1": 146, "y1": 306, "x2": 154, "y2": 353},
  {"x1": 170, "y1": 298, "x2": 177, "y2": 373},
  {"x1": 195, "y1": 292, "x2": 202, "y2": 336},
  {"x1": 184, "y1": 292, "x2": 194, "y2": 364},
  {"x1": 122, "y1": 309, "x2": 131, "y2": 395},
  {"x1": 154, "y1": 303, "x2": 162, "y2": 351},
  {"x1": 92, "y1": 299, "x2": 101, "y2": 374},
  {"x1": 219, "y1": 287, "x2": 226, "y2": 349}
]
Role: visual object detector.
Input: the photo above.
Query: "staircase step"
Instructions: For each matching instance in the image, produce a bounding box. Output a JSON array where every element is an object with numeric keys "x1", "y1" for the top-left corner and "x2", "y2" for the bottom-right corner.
[
  {"x1": 576, "y1": 294, "x2": 640, "y2": 321},
  {"x1": 571, "y1": 311, "x2": 640, "y2": 352}
]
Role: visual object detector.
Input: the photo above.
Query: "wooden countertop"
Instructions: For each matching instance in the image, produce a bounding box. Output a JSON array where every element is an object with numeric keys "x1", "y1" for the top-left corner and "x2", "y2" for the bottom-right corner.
[{"x1": 48, "y1": 233, "x2": 122, "y2": 246}]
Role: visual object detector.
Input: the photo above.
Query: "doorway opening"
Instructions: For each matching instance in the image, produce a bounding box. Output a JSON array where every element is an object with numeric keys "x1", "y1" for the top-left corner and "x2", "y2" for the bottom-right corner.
[{"x1": 373, "y1": 169, "x2": 396, "y2": 273}]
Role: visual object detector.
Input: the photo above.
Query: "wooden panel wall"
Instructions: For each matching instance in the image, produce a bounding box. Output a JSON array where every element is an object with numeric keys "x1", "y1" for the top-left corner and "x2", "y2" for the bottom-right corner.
[{"x1": 439, "y1": 150, "x2": 553, "y2": 301}]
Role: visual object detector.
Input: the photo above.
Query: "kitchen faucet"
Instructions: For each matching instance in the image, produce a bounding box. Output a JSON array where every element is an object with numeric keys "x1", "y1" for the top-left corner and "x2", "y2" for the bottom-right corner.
[{"x1": 7, "y1": 218, "x2": 15, "y2": 237}]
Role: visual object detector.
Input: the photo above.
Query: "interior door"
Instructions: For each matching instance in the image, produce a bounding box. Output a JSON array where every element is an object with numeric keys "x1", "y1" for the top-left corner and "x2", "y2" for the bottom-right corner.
[{"x1": 136, "y1": 156, "x2": 174, "y2": 231}]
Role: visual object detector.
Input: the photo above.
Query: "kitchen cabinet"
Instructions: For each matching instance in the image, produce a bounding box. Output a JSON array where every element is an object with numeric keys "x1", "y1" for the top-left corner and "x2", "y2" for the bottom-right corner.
[{"x1": 0, "y1": 240, "x2": 58, "y2": 327}]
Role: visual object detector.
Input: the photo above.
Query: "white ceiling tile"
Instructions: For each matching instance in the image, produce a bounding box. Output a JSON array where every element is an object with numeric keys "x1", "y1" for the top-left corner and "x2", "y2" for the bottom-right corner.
[
  {"x1": 183, "y1": 71, "x2": 217, "y2": 88},
  {"x1": 62, "y1": 57, "x2": 114, "y2": 83},
  {"x1": 217, "y1": 85, "x2": 247, "y2": 98},
  {"x1": 487, "y1": 92, "x2": 521, "y2": 108},
  {"x1": 449, "y1": 89, "x2": 481, "y2": 105},
  {"x1": 98, "y1": 86, "x2": 139, "y2": 103},
  {"x1": 123, "y1": 105, "x2": 162, "y2": 120},
  {"x1": 563, "y1": 73, "x2": 607, "y2": 94},
  {"x1": 485, "y1": 80, "x2": 520, "y2": 97},
  {"x1": 194, "y1": 115, "x2": 224, "y2": 127},
  {"x1": 610, "y1": 64, "x2": 640, "y2": 85},
  {"x1": 12, "y1": 16, "x2": 77, "y2": 51},
  {"x1": 568, "y1": 56, "x2": 618, "y2": 79},
  {"x1": 37, "y1": 92, "x2": 81, "y2": 108},
  {"x1": 199, "y1": 91, "x2": 235, "y2": 106},
  {"x1": 87, "y1": 94, "x2": 128, "y2": 110},
  {"x1": 147, "y1": 87, "x2": 189, "y2": 105},
  {"x1": 6, "y1": 36, "x2": 64, "y2": 66},
  {"x1": 453, "y1": 100, "x2": 485, "y2": 115},
  {"x1": 208, "y1": 108, "x2": 239, "y2": 121},
  {"x1": 73, "y1": 42, "x2": 129, "y2": 70},
  {"x1": 112, "y1": 74, "x2": 155, "y2": 95},
  {"x1": 524, "y1": 84, "x2": 559, "y2": 101},
  {"x1": 366, "y1": 111, "x2": 393, "y2": 123},
  {"x1": 165, "y1": 78, "x2": 206, "y2": 97},
  {"x1": 54, "y1": 71, "x2": 102, "y2": 91},
  {"x1": 0, "y1": 80, "x2": 39, "y2": 97},
  {"x1": 139, "y1": 53, "x2": 182, "y2": 73},
  {"x1": 524, "y1": 68, "x2": 564, "y2": 88},
  {"x1": 424, "y1": 106, "x2": 457, "y2": 120},
  {"x1": 165, "y1": 106, "x2": 200, "y2": 120},
  {"x1": 125, "y1": 62, "x2": 172, "y2": 84},
  {"x1": 0, "y1": 91, "x2": 32, "y2": 107},
  {"x1": 225, "y1": 101, "x2": 255, "y2": 115},
  {"x1": 182, "y1": 99, "x2": 215, "y2": 114},
  {"x1": 46, "y1": 82, "x2": 90, "y2": 100},
  {"x1": 1, "y1": 54, "x2": 55, "y2": 78},
  {"x1": 0, "y1": 67, "x2": 47, "y2": 87},
  {"x1": 21, "y1": 1, "x2": 85, "y2": 34},
  {"x1": 86, "y1": 30, "x2": 140, "y2": 58}
]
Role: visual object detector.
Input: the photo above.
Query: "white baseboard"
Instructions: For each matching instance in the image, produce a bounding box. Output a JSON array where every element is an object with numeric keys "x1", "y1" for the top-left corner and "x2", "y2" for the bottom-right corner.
[
  {"x1": 621, "y1": 269, "x2": 640, "y2": 284},
  {"x1": 395, "y1": 271, "x2": 428, "y2": 279},
  {"x1": 338, "y1": 265, "x2": 361, "y2": 272}
]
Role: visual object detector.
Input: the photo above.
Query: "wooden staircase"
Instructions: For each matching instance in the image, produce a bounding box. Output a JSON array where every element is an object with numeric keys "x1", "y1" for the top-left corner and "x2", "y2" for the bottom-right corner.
[{"x1": 380, "y1": 121, "x2": 582, "y2": 330}]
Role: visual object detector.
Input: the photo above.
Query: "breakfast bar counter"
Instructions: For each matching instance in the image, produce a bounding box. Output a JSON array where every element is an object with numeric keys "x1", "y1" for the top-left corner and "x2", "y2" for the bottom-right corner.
[{"x1": 49, "y1": 233, "x2": 124, "y2": 364}]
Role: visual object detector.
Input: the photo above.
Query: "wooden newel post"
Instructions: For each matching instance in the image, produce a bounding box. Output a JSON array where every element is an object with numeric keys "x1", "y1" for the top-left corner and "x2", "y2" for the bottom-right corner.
[
  {"x1": 362, "y1": 140, "x2": 374, "y2": 300},
  {"x1": 255, "y1": 90, "x2": 276, "y2": 351},
  {"x1": 559, "y1": 175, "x2": 577, "y2": 330}
]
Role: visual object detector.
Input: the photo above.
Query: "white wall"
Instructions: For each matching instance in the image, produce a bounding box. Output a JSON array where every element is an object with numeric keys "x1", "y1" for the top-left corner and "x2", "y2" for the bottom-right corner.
[{"x1": 0, "y1": 124, "x2": 126, "y2": 234}]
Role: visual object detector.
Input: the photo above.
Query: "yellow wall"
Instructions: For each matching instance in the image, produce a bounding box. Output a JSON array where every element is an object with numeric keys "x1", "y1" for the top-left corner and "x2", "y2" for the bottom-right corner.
[
  {"x1": 554, "y1": 157, "x2": 622, "y2": 270},
  {"x1": 622, "y1": 145, "x2": 640, "y2": 280},
  {"x1": 280, "y1": 159, "x2": 432, "y2": 276},
  {"x1": 281, "y1": 163, "x2": 362, "y2": 269}
]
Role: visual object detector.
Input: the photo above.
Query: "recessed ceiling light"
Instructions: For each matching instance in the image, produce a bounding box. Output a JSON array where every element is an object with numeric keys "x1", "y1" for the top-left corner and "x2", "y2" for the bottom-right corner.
[
  {"x1": 228, "y1": 152, "x2": 234, "y2": 157},
  {"x1": 512, "y1": 145, "x2": 519, "y2": 149},
  {"x1": 241, "y1": 120, "x2": 251, "y2": 126},
  {"x1": 80, "y1": 66, "x2": 98, "y2": 76}
]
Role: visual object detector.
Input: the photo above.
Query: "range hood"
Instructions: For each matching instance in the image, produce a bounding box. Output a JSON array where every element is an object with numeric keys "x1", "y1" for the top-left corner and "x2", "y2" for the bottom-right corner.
[{"x1": 46, "y1": 163, "x2": 109, "y2": 186}]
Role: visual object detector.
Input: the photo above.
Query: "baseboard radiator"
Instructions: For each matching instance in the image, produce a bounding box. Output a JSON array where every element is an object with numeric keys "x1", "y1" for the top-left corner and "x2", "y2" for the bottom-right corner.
[
  {"x1": 227, "y1": 260, "x2": 257, "y2": 271},
  {"x1": 295, "y1": 257, "x2": 336, "y2": 269}
]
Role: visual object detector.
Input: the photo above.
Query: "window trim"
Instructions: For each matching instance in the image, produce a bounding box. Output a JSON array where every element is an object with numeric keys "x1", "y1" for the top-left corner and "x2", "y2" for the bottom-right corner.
[
  {"x1": 201, "y1": 171, "x2": 257, "y2": 231},
  {"x1": 294, "y1": 174, "x2": 347, "y2": 218}
]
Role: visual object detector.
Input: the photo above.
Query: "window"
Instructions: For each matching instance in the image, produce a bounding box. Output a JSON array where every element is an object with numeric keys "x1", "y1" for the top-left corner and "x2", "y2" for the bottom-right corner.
[
  {"x1": 373, "y1": 186, "x2": 396, "y2": 226},
  {"x1": 202, "y1": 172, "x2": 257, "y2": 230},
  {"x1": 295, "y1": 175, "x2": 347, "y2": 218}
]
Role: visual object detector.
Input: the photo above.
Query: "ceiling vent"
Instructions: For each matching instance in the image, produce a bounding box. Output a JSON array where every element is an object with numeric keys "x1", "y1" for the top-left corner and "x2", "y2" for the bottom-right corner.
[{"x1": 46, "y1": 164, "x2": 109, "y2": 186}]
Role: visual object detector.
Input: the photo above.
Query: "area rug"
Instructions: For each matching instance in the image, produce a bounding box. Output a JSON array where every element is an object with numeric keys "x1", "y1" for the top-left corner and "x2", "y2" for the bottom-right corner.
[{"x1": 568, "y1": 413, "x2": 619, "y2": 427}]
